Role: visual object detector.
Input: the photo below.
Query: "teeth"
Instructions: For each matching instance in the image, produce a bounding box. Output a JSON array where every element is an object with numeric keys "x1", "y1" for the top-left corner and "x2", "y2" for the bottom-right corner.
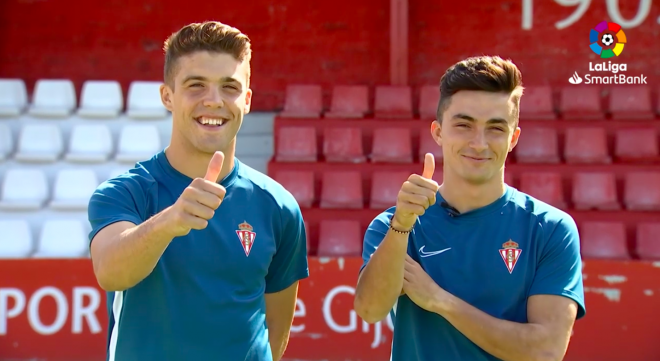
[{"x1": 198, "y1": 117, "x2": 226, "y2": 126}]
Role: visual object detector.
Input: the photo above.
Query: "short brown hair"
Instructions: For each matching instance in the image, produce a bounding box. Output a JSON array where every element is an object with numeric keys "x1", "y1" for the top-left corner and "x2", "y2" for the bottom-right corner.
[
  {"x1": 163, "y1": 21, "x2": 252, "y2": 86},
  {"x1": 436, "y1": 56, "x2": 524, "y2": 122}
]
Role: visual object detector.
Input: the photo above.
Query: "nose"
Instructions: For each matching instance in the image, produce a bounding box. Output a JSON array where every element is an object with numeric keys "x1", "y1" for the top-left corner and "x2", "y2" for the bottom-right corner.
[
  {"x1": 468, "y1": 130, "x2": 488, "y2": 152},
  {"x1": 202, "y1": 86, "x2": 224, "y2": 108}
]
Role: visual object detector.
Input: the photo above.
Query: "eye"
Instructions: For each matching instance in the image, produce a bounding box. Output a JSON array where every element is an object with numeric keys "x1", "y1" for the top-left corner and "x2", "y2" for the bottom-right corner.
[
  {"x1": 223, "y1": 85, "x2": 239, "y2": 90},
  {"x1": 189, "y1": 83, "x2": 203, "y2": 88}
]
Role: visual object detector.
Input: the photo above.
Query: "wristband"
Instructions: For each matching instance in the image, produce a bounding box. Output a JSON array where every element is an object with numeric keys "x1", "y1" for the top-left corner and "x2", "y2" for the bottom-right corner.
[{"x1": 389, "y1": 221, "x2": 413, "y2": 234}]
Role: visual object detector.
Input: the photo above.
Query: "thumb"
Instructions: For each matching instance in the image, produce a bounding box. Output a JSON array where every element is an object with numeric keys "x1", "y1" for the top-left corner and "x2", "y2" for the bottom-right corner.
[
  {"x1": 422, "y1": 153, "x2": 435, "y2": 179},
  {"x1": 204, "y1": 151, "x2": 225, "y2": 182}
]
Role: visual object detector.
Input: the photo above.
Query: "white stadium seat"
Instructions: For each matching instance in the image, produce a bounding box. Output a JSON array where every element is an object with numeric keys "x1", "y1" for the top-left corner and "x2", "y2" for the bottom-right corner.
[
  {"x1": 14, "y1": 124, "x2": 63, "y2": 162},
  {"x1": 0, "y1": 220, "x2": 33, "y2": 258},
  {"x1": 0, "y1": 168, "x2": 49, "y2": 211},
  {"x1": 126, "y1": 81, "x2": 168, "y2": 119},
  {"x1": 0, "y1": 124, "x2": 13, "y2": 161},
  {"x1": 33, "y1": 219, "x2": 88, "y2": 258},
  {"x1": 65, "y1": 124, "x2": 113, "y2": 163},
  {"x1": 49, "y1": 169, "x2": 99, "y2": 210},
  {"x1": 0, "y1": 79, "x2": 28, "y2": 117},
  {"x1": 28, "y1": 79, "x2": 77, "y2": 118},
  {"x1": 77, "y1": 80, "x2": 124, "y2": 119},
  {"x1": 115, "y1": 124, "x2": 161, "y2": 163}
]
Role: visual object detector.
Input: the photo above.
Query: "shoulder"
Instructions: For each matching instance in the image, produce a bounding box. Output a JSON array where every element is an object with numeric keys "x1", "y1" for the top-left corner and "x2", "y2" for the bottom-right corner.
[
  {"x1": 234, "y1": 160, "x2": 301, "y2": 217},
  {"x1": 94, "y1": 159, "x2": 159, "y2": 197},
  {"x1": 507, "y1": 187, "x2": 579, "y2": 240}
]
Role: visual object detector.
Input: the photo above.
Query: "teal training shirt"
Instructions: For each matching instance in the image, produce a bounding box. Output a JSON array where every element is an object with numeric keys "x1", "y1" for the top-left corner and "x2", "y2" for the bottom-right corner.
[
  {"x1": 88, "y1": 151, "x2": 309, "y2": 361},
  {"x1": 362, "y1": 185, "x2": 585, "y2": 361}
]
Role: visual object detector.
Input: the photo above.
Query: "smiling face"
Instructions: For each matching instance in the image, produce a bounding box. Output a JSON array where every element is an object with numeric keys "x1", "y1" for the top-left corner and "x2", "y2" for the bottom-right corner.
[
  {"x1": 160, "y1": 51, "x2": 252, "y2": 155},
  {"x1": 433, "y1": 90, "x2": 520, "y2": 185}
]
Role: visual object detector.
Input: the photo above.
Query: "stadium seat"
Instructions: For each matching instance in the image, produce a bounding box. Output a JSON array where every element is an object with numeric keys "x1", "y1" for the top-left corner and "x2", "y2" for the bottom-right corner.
[
  {"x1": 273, "y1": 170, "x2": 315, "y2": 208},
  {"x1": 514, "y1": 127, "x2": 560, "y2": 163},
  {"x1": 559, "y1": 86, "x2": 603, "y2": 119},
  {"x1": 580, "y1": 221, "x2": 629, "y2": 259},
  {"x1": 0, "y1": 220, "x2": 33, "y2": 258},
  {"x1": 126, "y1": 81, "x2": 169, "y2": 119},
  {"x1": 14, "y1": 124, "x2": 63, "y2": 162},
  {"x1": 33, "y1": 220, "x2": 89, "y2": 258},
  {"x1": 419, "y1": 85, "x2": 440, "y2": 120},
  {"x1": 49, "y1": 169, "x2": 99, "y2": 211},
  {"x1": 0, "y1": 79, "x2": 28, "y2": 117},
  {"x1": 323, "y1": 127, "x2": 366, "y2": 163},
  {"x1": 115, "y1": 124, "x2": 162, "y2": 163},
  {"x1": 636, "y1": 222, "x2": 660, "y2": 260},
  {"x1": 519, "y1": 172, "x2": 566, "y2": 209},
  {"x1": 0, "y1": 168, "x2": 49, "y2": 211},
  {"x1": 275, "y1": 126, "x2": 317, "y2": 162},
  {"x1": 624, "y1": 172, "x2": 660, "y2": 211},
  {"x1": 572, "y1": 172, "x2": 619, "y2": 210},
  {"x1": 371, "y1": 127, "x2": 413, "y2": 163},
  {"x1": 418, "y1": 131, "x2": 442, "y2": 163},
  {"x1": 374, "y1": 86, "x2": 413, "y2": 118},
  {"x1": 320, "y1": 171, "x2": 363, "y2": 208},
  {"x1": 370, "y1": 171, "x2": 410, "y2": 209},
  {"x1": 614, "y1": 128, "x2": 659, "y2": 162},
  {"x1": 519, "y1": 86, "x2": 555, "y2": 120},
  {"x1": 279, "y1": 85, "x2": 322, "y2": 118},
  {"x1": 65, "y1": 124, "x2": 113, "y2": 163},
  {"x1": 325, "y1": 85, "x2": 369, "y2": 118},
  {"x1": 317, "y1": 220, "x2": 362, "y2": 257},
  {"x1": 0, "y1": 124, "x2": 12, "y2": 161},
  {"x1": 564, "y1": 127, "x2": 611, "y2": 164},
  {"x1": 609, "y1": 85, "x2": 654, "y2": 119},
  {"x1": 77, "y1": 80, "x2": 124, "y2": 119},
  {"x1": 27, "y1": 79, "x2": 77, "y2": 118}
]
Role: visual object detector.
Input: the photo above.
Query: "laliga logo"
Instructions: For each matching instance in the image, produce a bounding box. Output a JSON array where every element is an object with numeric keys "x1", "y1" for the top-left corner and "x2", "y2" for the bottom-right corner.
[{"x1": 589, "y1": 21, "x2": 627, "y2": 58}]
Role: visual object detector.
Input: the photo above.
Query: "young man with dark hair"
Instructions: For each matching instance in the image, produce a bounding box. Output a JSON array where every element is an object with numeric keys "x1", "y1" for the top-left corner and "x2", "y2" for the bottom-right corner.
[
  {"x1": 355, "y1": 56, "x2": 585, "y2": 361},
  {"x1": 88, "y1": 21, "x2": 308, "y2": 361}
]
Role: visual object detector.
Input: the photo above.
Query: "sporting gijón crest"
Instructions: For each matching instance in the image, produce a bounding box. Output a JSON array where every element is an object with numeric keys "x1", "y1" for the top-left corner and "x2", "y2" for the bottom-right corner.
[
  {"x1": 499, "y1": 240, "x2": 522, "y2": 274},
  {"x1": 236, "y1": 221, "x2": 256, "y2": 256}
]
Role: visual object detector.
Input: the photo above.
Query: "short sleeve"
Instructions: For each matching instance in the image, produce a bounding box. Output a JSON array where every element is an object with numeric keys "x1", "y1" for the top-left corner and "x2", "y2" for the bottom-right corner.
[
  {"x1": 529, "y1": 215, "x2": 586, "y2": 319},
  {"x1": 87, "y1": 174, "x2": 150, "y2": 245},
  {"x1": 360, "y1": 208, "x2": 395, "y2": 274},
  {"x1": 265, "y1": 199, "x2": 309, "y2": 294}
]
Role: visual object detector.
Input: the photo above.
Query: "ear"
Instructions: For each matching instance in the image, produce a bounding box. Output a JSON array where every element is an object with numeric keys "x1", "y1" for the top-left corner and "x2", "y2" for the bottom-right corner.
[
  {"x1": 160, "y1": 84, "x2": 174, "y2": 112},
  {"x1": 509, "y1": 126, "x2": 521, "y2": 152},
  {"x1": 431, "y1": 120, "x2": 442, "y2": 147},
  {"x1": 244, "y1": 88, "x2": 252, "y2": 114}
]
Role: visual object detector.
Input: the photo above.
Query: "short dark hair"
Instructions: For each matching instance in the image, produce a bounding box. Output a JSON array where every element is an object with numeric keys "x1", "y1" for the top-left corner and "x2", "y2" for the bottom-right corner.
[
  {"x1": 163, "y1": 21, "x2": 252, "y2": 87},
  {"x1": 436, "y1": 56, "x2": 524, "y2": 122}
]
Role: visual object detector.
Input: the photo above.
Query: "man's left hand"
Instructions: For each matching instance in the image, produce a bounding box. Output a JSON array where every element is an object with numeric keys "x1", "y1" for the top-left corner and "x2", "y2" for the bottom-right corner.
[{"x1": 403, "y1": 255, "x2": 447, "y2": 312}]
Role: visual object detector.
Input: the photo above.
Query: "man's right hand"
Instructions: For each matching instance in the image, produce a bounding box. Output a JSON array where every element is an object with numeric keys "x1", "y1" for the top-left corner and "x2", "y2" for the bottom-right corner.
[
  {"x1": 165, "y1": 151, "x2": 227, "y2": 237},
  {"x1": 392, "y1": 153, "x2": 440, "y2": 231}
]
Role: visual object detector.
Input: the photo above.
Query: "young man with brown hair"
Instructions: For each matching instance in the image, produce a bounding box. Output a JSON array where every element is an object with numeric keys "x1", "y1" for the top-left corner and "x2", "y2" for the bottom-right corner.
[
  {"x1": 355, "y1": 56, "x2": 585, "y2": 361},
  {"x1": 87, "y1": 21, "x2": 308, "y2": 361}
]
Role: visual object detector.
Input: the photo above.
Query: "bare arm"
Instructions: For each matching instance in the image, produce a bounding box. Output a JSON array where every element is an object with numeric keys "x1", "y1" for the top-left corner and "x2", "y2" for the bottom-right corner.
[{"x1": 265, "y1": 281, "x2": 300, "y2": 361}]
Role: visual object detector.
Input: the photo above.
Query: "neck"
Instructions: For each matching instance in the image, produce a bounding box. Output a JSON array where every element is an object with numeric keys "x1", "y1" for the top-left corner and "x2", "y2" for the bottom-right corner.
[
  {"x1": 164, "y1": 136, "x2": 236, "y2": 181},
  {"x1": 438, "y1": 168, "x2": 507, "y2": 214}
]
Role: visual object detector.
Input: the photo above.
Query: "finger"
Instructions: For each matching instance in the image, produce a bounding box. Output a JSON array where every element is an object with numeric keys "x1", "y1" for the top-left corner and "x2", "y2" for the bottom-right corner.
[
  {"x1": 422, "y1": 153, "x2": 435, "y2": 179},
  {"x1": 204, "y1": 151, "x2": 225, "y2": 182},
  {"x1": 182, "y1": 199, "x2": 215, "y2": 220},
  {"x1": 185, "y1": 185, "x2": 225, "y2": 208},
  {"x1": 399, "y1": 192, "x2": 430, "y2": 209},
  {"x1": 180, "y1": 212, "x2": 209, "y2": 230}
]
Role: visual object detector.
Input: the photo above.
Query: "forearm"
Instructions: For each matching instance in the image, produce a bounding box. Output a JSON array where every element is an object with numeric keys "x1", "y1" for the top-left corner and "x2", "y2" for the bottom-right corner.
[
  {"x1": 94, "y1": 210, "x2": 177, "y2": 291},
  {"x1": 432, "y1": 293, "x2": 560, "y2": 361},
  {"x1": 354, "y1": 227, "x2": 409, "y2": 323},
  {"x1": 268, "y1": 329, "x2": 289, "y2": 361}
]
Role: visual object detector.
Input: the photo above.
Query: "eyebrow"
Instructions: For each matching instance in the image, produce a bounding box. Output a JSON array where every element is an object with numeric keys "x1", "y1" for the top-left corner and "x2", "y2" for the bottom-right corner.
[
  {"x1": 182, "y1": 75, "x2": 241, "y2": 84},
  {"x1": 452, "y1": 113, "x2": 509, "y2": 125}
]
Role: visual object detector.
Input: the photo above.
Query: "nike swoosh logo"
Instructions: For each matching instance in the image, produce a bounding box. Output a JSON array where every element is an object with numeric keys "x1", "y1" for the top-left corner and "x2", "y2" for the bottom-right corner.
[{"x1": 419, "y1": 246, "x2": 451, "y2": 258}]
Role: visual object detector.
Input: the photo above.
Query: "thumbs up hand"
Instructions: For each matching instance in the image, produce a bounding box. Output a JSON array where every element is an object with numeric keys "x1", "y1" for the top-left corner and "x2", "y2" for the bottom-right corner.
[
  {"x1": 164, "y1": 151, "x2": 228, "y2": 237},
  {"x1": 391, "y1": 153, "x2": 440, "y2": 231}
]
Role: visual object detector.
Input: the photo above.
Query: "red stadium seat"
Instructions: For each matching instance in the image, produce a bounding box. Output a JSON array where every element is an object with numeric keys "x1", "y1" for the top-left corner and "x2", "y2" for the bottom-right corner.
[
  {"x1": 519, "y1": 86, "x2": 555, "y2": 120},
  {"x1": 418, "y1": 132, "x2": 442, "y2": 163},
  {"x1": 371, "y1": 128, "x2": 413, "y2": 163},
  {"x1": 520, "y1": 172, "x2": 566, "y2": 209},
  {"x1": 609, "y1": 85, "x2": 654, "y2": 119},
  {"x1": 273, "y1": 170, "x2": 315, "y2": 208},
  {"x1": 275, "y1": 126, "x2": 317, "y2": 162},
  {"x1": 317, "y1": 219, "x2": 362, "y2": 257},
  {"x1": 279, "y1": 85, "x2": 322, "y2": 118},
  {"x1": 370, "y1": 171, "x2": 410, "y2": 209},
  {"x1": 323, "y1": 127, "x2": 366, "y2": 163},
  {"x1": 572, "y1": 172, "x2": 619, "y2": 210},
  {"x1": 559, "y1": 86, "x2": 603, "y2": 119},
  {"x1": 325, "y1": 85, "x2": 369, "y2": 118},
  {"x1": 320, "y1": 171, "x2": 363, "y2": 208},
  {"x1": 564, "y1": 127, "x2": 611, "y2": 164},
  {"x1": 419, "y1": 85, "x2": 440, "y2": 120},
  {"x1": 614, "y1": 128, "x2": 659, "y2": 162},
  {"x1": 580, "y1": 221, "x2": 629, "y2": 259},
  {"x1": 374, "y1": 86, "x2": 413, "y2": 118},
  {"x1": 514, "y1": 127, "x2": 560, "y2": 163},
  {"x1": 636, "y1": 222, "x2": 660, "y2": 260},
  {"x1": 624, "y1": 172, "x2": 660, "y2": 211}
]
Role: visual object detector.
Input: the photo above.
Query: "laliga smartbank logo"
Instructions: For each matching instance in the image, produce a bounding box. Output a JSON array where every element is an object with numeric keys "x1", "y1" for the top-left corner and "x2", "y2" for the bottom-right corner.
[{"x1": 569, "y1": 21, "x2": 646, "y2": 85}]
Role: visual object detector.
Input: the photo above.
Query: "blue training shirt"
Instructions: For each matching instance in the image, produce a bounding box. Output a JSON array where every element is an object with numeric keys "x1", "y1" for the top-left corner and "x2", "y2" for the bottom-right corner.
[
  {"x1": 88, "y1": 150, "x2": 309, "y2": 361},
  {"x1": 361, "y1": 185, "x2": 585, "y2": 361}
]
